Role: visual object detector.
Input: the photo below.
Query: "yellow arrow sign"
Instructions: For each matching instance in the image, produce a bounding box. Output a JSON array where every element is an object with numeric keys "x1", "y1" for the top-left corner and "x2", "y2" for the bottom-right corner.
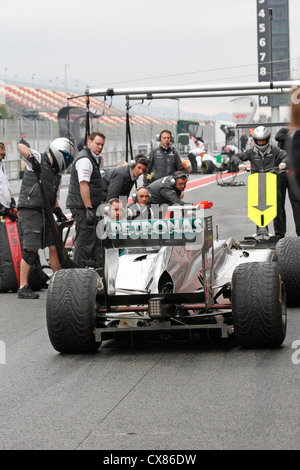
[{"x1": 248, "y1": 172, "x2": 277, "y2": 227}]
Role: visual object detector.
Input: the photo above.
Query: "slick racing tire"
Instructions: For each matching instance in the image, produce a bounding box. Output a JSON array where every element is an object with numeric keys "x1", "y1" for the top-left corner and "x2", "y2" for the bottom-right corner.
[
  {"x1": 46, "y1": 268, "x2": 102, "y2": 354},
  {"x1": 232, "y1": 262, "x2": 286, "y2": 348},
  {"x1": 201, "y1": 160, "x2": 215, "y2": 174},
  {"x1": 275, "y1": 236, "x2": 300, "y2": 308}
]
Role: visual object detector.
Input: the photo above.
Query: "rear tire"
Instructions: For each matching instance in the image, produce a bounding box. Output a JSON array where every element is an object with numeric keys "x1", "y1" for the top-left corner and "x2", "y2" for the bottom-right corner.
[
  {"x1": 46, "y1": 268, "x2": 102, "y2": 353},
  {"x1": 276, "y1": 236, "x2": 300, "y2": 307},
  {"x1": 232, "y1": 262, "x2": 286, "y2": 348}
]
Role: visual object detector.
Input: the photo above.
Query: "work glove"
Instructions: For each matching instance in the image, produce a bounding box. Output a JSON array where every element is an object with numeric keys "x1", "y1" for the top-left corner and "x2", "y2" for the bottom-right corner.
[
  {"x1": 10, "y1": 198, "x2": 17, "y2": 211},
  {"x1": 27, "y1": 154, "x2": 41, "y2": 173},
  {"x1": 146, "y1": 172, "x2": 153, "y2": 181},
  {"x1": 279, "y1": 162, "x2": 286, "y2": 170},
  {"x1": 86, "y1": 206, "x2": 96, "y2": 226},
  {"x1": 6, "y1": 211, "x2": 18, "y2": 222},
  {"x1": 0, "y1": 202, "x2": 18, "y2": 221},
  {"x1": 9, "y1": 198, "x2": 18, "y2": 221},
  {"x1": 238, "y1": 163, "x2": 246, "y2": 171},
  {"x1": 53, "y1": 206, "x2": 67, "y2": 222}
]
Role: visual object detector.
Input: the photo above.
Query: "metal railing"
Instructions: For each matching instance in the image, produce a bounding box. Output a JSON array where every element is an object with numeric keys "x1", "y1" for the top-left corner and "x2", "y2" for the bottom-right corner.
[{"x1": 3, "y1": 159, "x2": 21, "y2": 180}]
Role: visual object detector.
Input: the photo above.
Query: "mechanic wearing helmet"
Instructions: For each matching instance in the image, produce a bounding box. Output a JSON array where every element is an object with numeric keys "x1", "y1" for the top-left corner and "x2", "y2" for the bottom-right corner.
[
  {"x1": 147, "y1": 171, "x2": 189, "y2": 217},
  {"x1": 17, "y1": 137, "x2": 76, "y2": 299},
  {"x1": 232, "y1": 125, "x2": 288, "y2": 238},
  {"x1": 66, "y1": 132, "x2": 105, "y2": 269},
  {"x1": 143, "y1": 129, "x2": 185, "y2": 186}
]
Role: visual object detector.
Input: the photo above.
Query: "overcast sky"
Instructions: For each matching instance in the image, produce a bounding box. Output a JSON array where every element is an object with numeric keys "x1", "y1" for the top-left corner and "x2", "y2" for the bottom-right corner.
[{"x1": 2, "y1": 0, "x2": 300, "y2": 119}]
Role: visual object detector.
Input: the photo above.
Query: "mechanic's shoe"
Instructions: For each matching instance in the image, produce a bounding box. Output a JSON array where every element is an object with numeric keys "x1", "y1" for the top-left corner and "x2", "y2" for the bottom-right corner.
[{"x1": 17, "y1": 285, "x2": 39, "y2": 299}]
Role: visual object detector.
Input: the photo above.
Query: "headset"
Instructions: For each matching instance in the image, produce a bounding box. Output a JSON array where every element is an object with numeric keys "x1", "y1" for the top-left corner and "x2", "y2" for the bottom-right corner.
[
  {"x1": 102, "y1": 198, "x2": 117, "y2": 216},
  {"x1": 102, "y1": 198, "x2": 128, "y2": 218},
  {"x1": 131, "y1": 187, "x2": 151, "y2": 203},
  {"x1": 129, "y1": 155, "x2": 148, "y2": 169},
  {"x1": 0, "y1": 142, "x2": 6, "y2": 157},
  {"x1": 169, "y1": 172, "x2": 189, "y2": 186},
  {"x1": 156, "y1": 130, "x2": 175, "y2": 143}
]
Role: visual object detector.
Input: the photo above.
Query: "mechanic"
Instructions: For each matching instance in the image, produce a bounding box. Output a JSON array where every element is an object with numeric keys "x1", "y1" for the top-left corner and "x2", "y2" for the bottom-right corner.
[
  {"x1": 127, "y1": 187, "x2": 154, "y2": 220},
  {"x1": 106, "y1": 155, "x2": 148, "y2": 201},
  {"x1": 95, "y1": 197, "x2": 126, "y2": 240},
  {"x1": 188, "y1": 133, "x2": 196, "y2": 151},
  {"x1": 240, "y1": 131, "x2": 248, "y2": 152},
  {"x1": 106, "y1": 198, "x2": 125, "y2": 221},
  {"x1": 0, "y1": 142, "x2": 17, "y2": 221},
  {"x1": 101, "y1": 161, "x2": 128, "y2": 202},
  {"x1": 144, "y1": 129, "x2": 185, "y2": 186},
  {"x1": 291, "y1": 131, "x2": 300, "y2": 189},
  {"x1": 187, "y1": 140, "x2": 203, "y2": 174},
  {"x1": 17, "y1": 137, "x2": 75, "y2": 299},
  {"x1": 275, "y1": 127, "x2": 300, "y2": 237},
  {"x1": 290, "y1": 94, "x2": 300, "y2": 188},
  {"x1": 66, "y1": 132, "x2": 105, "y2": 269},
  {"x1": 232, "y1": 126, "x2": 288, "y2": 238},
  {"x1": 102, "y1": 198, "x2": 126, "y2": 292},
  {"x1": 147, "y1": 171, "x2": 189, "y2": 217}
]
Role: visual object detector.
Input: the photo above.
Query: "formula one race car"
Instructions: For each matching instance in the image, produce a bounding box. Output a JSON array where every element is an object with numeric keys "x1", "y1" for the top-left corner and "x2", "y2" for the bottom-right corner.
[
  {"x1": 46, "y1": 203, "x2": 291, "y2": 354},
  {"x1": 181, "y1": 151, "x2": 238, "y2": 175},
  {"x1": 181, "y1": 152, "x2": 221, "y2": 174}
]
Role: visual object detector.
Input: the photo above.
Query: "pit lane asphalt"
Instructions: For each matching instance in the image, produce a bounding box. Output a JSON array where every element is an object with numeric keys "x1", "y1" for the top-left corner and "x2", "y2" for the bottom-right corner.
[{"x1": 1, "y1": 172, "x2": 299, "y2": 450}]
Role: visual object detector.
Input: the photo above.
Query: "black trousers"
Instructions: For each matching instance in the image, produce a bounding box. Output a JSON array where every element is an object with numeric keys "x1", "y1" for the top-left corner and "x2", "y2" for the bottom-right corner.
[
  {"x1": 71, "y1": 208, "x2": 102, "y2": 268},
  {"x1": 274, "y1": 173, "x2": 300, "y2": 237},
  {"x1": 188, "y1": 152, "x2": 198, "y2": 174}
]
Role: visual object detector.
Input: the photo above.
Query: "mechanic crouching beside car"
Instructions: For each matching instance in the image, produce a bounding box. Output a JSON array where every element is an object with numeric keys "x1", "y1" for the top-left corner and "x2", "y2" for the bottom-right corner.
[
  {"x1": 147, "y1": 171, "x2": 189, "y2": 218},
  {"x1": 127, "y1": 187, "x2": 154, "y2": 220},
  {"x1": 105, "y1": 155, "x2": 148, "y2": 202}
]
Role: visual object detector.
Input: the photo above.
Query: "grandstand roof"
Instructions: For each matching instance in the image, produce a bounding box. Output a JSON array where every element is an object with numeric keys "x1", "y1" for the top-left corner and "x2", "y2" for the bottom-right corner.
[{"x1": 4, "y1": 84, "x2": 177, "y2": 126}]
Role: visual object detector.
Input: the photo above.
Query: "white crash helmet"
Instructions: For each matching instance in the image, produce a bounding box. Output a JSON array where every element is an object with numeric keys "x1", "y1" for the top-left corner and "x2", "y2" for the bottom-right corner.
[
  {"x1": 252, "y1": 126, "x2": 271, "y2": 152},
  {"x1": 48, "y1": 137, "x2": 76, "y2": 172}
]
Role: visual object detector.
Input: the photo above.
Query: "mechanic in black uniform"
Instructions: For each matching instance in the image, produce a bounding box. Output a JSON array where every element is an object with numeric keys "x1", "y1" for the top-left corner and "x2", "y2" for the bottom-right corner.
[
  {"x1": 127, "y1": 187, "x2": 153, "y2": 220},
  {"x1": 290, "y1": 94, "x2": 300, "y2": 188},
  {"x1": 66, "y1": 132, "x2": 105, "y2": 268},
  {"x1": 275, "y1": 127, "x2": 300, "y2": 237},
  {"x1": 105, "y1": 155, "x2": 148, "y2": 201},
  {"x1": 144, "y1": 129, "x2": 185, "y2": 186},
  {"x1": 147, "y1": 171, "x2": 189, "y2": 217},
  {"x1": 232, "y1": 126, "x2": 288, "y2": 238},
  {"x1": 101, "y1": 161, "x2": 128, "y2": 202},
  {"x1": 17, "y1": 137, "x2": 75, "y2": 299}
]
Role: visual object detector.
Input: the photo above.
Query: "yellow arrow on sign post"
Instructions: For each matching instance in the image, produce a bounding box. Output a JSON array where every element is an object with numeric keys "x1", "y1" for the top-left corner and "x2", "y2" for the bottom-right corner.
[{"x1": 248, "y1": 172, "x2": 277, "y2": 227}]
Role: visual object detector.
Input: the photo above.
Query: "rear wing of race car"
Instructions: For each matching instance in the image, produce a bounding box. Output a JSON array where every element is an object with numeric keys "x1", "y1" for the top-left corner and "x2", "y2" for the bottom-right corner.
[
  {"x1": 98, "y1": 205, "x2": 215, "y2": 309},
  {"x1": 101, "y1": 204, "x2": 205, "y2": 249}
]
